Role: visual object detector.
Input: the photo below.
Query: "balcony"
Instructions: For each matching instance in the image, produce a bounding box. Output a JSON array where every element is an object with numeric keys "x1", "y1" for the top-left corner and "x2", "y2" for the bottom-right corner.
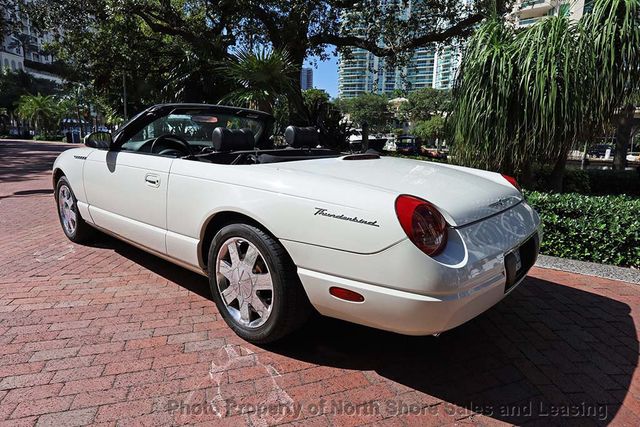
[
  {"x1": 519, "y1": 16, "x2": 545, "y2": 26},
  {"x1": 517, "y1": 0, "x2": 555, "y2": 19}
]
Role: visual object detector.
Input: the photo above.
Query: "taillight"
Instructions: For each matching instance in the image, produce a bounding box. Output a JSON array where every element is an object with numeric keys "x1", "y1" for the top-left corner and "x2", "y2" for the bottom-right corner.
[
  {"x1": 395, "y1": 195, "x2": 448, "y2": 256},
  {"x1": 501, "y1": 174, "x2": 521, "y2": 192}
]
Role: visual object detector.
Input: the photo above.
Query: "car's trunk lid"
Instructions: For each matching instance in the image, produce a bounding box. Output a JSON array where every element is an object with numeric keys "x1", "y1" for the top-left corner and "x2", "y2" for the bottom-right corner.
[{"x1": 265, "y1": 155, "x2": 522, "y2": 227}]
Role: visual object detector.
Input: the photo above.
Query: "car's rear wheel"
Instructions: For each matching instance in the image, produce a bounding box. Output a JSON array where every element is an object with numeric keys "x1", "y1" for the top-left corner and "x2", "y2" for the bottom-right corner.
[
  {"x1": 55, "y1": 176, "x2": 96, "y2": 243},
  {"x1": 208, "y1": 223, "x2": 311, "y2": 343}
]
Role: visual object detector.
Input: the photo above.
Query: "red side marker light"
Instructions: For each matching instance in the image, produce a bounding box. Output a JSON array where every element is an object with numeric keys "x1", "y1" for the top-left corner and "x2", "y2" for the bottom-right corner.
[{"x1": 329, "y1": 287, "x2": 365, "y2": 302}]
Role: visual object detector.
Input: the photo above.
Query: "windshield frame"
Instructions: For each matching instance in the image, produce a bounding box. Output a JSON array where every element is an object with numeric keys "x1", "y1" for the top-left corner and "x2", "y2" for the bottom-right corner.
[{"x1": 111, "y1": 104, "x2": 274, "y2": 150}]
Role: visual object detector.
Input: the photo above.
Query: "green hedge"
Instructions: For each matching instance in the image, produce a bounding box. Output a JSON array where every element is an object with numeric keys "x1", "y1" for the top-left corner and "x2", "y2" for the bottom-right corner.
[
  {"x1": 33, "y1": 134, "x2": 65, "y2": 142},
  {"x1": 586, "y1": 169, "x2": 640, "y2": 196},
  {"x1": 526, "y1": 191, "x2": 640, "y2": 268},
  {"x1": 528, "y1": 167, "x2": 640, "y2": 196}
]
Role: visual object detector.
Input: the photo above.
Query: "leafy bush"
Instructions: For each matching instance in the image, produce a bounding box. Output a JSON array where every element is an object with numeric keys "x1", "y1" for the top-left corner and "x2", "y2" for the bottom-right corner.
[
  {"x1": 586, "y1": 169, "x2": 640, "y2": 196},
  {"x1": 526, "y1": 191, "x2": 640, "y2": 268},
  {"x1": 527, "y1": 166, "x2": 640, "y2": 196},
  {"x1": 33, "y1": 134, "x2": 64, "y2": 142},
  {"x1": 412, "y1": 115, "x2": 446, "y2": 147}
]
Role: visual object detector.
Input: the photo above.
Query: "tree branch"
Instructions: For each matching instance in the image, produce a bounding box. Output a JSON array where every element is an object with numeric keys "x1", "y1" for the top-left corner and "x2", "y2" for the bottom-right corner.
[
  {"x1": 246, "y1": 3, "x2": 283, "y2": 46},
  {"x1": 309, "y1": 13, "x2": 484, "y2": 56},
  {"x1": 128, "y1": 3, "x2": 230, "y2": 50}
]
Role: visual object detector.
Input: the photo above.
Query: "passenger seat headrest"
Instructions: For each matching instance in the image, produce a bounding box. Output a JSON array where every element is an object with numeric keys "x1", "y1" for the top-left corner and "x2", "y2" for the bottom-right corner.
[
  {"x1": 284, "y1": 126, "x2": 319, "y2": 148},
  {"x1": 212, "y1": 127, "x2": 255, "y2": 152}
]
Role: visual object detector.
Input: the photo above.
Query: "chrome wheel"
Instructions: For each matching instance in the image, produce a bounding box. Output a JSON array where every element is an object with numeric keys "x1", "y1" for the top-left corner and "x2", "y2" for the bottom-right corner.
[
  {"x1": 58, "y1": 184, "x2": 77, "y2": 235},
  {"x1": 215, "y1": 238, "x2": 274, "y2": 328}
]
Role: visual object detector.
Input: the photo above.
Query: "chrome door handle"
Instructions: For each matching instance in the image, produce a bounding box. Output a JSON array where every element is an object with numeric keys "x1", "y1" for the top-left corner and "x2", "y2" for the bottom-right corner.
[{"x1": 145, "y1": 174, "x2": 160, "y2": 187}]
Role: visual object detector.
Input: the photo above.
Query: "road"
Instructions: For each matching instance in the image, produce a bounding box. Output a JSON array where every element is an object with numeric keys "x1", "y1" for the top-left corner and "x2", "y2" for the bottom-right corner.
[{"x1": 0, "y1": 140, "x2": 638, "y2": 426}]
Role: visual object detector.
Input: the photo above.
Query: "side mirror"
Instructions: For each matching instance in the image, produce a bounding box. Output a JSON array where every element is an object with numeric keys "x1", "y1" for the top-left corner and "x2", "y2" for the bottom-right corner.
[{"x1": 84, "y1": 131, "x2": 112, "y2": 149}]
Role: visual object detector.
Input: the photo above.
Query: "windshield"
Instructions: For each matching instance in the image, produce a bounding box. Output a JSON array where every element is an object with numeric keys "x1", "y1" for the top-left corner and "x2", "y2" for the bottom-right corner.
[{"x1": 122, "y1": 111, "x2": 266, "y2": 151}]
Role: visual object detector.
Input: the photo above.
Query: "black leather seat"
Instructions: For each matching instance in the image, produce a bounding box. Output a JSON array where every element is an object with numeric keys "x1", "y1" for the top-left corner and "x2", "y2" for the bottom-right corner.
[
  {"x1": 212, "y1": 127, "x2": 255, "y2": 152},
  {"x1": 284, "y1": 126, "x2": 319, "y2": 148}
]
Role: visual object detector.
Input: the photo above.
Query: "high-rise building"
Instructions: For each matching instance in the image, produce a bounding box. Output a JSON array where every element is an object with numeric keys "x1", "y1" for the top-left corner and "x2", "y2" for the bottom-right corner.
[
  {"x1": 338, "y1": 45, "x2": 461, "y2": 98},
  {"x1": 337, "y1": 1, "x2": 462, "y2": 98},
  {"x1": 0, "y1": 6, "x2": 62, "y2": 82},
  {"x1": 300, "y1": 67, "x2": 313, "y2": 90},
  {"x1": 513, "y1": 0, "x2": 588, "y2": 26},
  {"x1": 337, "y1": 0, "x2": 592, "y2": 98}
]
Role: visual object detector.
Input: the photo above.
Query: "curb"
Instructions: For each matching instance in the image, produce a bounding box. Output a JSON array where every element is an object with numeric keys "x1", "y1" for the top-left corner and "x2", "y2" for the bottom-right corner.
[
  {"x1": 535, "y1": 254, "x2": 640, "y2": 285},
  {"x1": 1, "y1": 138, "x2": 81, "y2": 146}
]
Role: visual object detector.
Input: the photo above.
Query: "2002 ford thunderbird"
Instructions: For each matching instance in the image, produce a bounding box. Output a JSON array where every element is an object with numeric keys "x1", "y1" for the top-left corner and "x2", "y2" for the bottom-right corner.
[{"x1": 53, "y1": 104, "x2": 541, "y2": 343}]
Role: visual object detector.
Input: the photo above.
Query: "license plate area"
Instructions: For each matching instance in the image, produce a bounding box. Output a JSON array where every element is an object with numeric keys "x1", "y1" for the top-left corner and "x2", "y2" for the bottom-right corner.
[{"x1": 504, "y1": 233, "x2": 540, "y2": 293}]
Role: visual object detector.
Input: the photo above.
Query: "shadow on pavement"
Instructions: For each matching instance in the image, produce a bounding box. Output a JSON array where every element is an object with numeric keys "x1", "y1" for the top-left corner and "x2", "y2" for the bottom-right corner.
[
  {"x1": 0, "y1": 189, "x2": 54, "y2": 200},
  {"x1": 0, "y1": 140, "x2": 73, "y2": 183},
  {"x1": 92, "y1": 233, "x2": 211, "y2": 300},
  {"x1": 85, "y1": 232, "x2": 637, "y2": 425},
  {"x1": 269, "y1": 277, "x2": 638, "y2": 425}
]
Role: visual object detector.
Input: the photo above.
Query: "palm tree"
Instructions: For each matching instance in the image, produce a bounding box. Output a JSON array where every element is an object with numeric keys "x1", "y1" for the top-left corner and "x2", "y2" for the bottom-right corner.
[
  {"x1": 450, "y1": 0, "x2": 640, "y2": 191},
  {"x1": 101, "y1": 104, "x2": 124, "y2": 128},
  {"x1": 613, "y1": 93, "x2": 640, "y2": 170},
  {"x1": 217, "y1": 48, "x2": 298, "y2": 114},
  {"x1": 16, "y1": 94, "x2": 57, "y2": 136}
]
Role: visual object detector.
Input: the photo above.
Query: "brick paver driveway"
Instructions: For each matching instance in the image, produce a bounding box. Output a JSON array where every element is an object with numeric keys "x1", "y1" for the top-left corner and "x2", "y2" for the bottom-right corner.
[{"x1": 0, "y1": 140, "x2": 639, "y2": 426}]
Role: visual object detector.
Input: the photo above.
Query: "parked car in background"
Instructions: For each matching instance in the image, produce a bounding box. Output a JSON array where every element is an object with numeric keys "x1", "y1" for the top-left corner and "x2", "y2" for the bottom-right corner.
[
  {"x1": 395, "y1": 135, "x2": 421, "y2": 155},
  {"x1": 588, "y1": 144, "x2": 613, "y2": 158},
  {"x1": 348, "y1": 129, "x2": 362, "y2": 144},
  {"x1": 383, "y1": 137, "x2": 397, "y2": 151},
  {"x1": 421, "y1": 147, "x2": 448, "y2": 160},
  {"x1": 53, "y1": 103, "x2": 541, "y2": 343},
  {"x1": 348, "y1": 131, "x2": 388, "y2": 153}
]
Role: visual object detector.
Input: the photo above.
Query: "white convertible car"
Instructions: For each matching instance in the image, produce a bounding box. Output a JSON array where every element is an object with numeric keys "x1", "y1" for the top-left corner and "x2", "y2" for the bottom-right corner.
[{"x1": 53, "y1": 104, "x2": 541, "y2": 343}]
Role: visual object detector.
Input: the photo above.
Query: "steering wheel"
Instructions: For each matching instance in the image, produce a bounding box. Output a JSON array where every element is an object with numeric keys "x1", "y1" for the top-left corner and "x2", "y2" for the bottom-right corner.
[{"x1": 150, "y1": 134, "x2": 192, "y2": 157}]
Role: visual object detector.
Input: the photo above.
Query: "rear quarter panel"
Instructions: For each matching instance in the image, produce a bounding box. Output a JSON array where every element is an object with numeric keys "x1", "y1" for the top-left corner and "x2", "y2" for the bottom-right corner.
[{"x1": 166, "y1": 159, "x2": 407, "y2": 259}]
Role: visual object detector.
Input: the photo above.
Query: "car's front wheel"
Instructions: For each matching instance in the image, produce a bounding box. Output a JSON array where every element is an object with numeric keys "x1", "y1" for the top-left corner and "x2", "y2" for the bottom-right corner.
[
  {"x1": 208, "y1": 223, "x2": 311, "y2": 343},
  {"x1": 55, "y1": 176, "x2": 96, "y2": 243}
]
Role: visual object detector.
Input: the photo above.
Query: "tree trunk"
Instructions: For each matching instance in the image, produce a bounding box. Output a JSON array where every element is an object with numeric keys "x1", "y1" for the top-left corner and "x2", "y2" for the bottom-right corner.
[
  {"x1": 614, "y1": 104, "x2": 635, "y2": 171},
  {"x1": 549, "y1": 148, "x2": 569, "y2": 193},
  {"x1": 361, "y1": 122, "x2": 369, "y2": 153},
  {"x1": 76, "y1": 105, "x2": 84, "y2": 139},
  {"x1": 287, "y1": 51, "x2": 310, "y2": 126}
]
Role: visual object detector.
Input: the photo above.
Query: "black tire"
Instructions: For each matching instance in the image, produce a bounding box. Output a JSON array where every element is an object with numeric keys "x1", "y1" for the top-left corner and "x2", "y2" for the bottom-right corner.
[
  {"x1": 208, "y1": 223, "x2": 312, "y2": 344},
  {"x1": 55, "y1": 176, "x2": 96, "y2": 243}
]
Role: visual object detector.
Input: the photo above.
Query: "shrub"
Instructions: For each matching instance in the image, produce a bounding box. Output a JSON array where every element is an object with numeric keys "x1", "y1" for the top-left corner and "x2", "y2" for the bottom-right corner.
[
  {"x1": 527, "y1": 166, "x2": 640, "y2": 196},
  {"x1": 412, "y1": 116, "x2": 445, "y2": 146},
  {"x1": 525, "y1": 191, "x2": 640, "y2": 268},
  {"x1": 587, "y1": 169, "x2": 640, "y2": 196},
  {"x1": 33, "y1": 134, "x2": 65, "y2": 142}
]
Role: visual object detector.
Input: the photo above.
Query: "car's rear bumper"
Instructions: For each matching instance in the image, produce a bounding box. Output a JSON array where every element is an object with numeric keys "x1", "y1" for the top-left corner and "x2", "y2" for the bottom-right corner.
[
  {"x1": 298, "y1": 267, "x2": 519, "y2": 335},
  {"x1": 283, "y1": 201, "x2": 541, "y2": 336}
]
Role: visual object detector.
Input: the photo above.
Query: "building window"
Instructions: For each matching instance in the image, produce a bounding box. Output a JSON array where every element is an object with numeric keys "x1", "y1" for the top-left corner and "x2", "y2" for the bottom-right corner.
[
  {"x1": 3, "y1": 59, "x2": 9, "y2": 69},
  {"x1": 11, "y1": 60, "x2": 16, "y2": 71}
]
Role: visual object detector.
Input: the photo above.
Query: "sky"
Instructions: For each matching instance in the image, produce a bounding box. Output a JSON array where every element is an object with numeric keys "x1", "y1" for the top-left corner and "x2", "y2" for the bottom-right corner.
[{"x1": 304, "y1": 49, "x2": 339, "y2": 98}]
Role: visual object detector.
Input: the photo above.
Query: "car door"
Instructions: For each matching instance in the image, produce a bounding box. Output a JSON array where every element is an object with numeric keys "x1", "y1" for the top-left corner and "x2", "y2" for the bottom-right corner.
[{"x1": 83, "y1": 149, "x2": 172, "y2": 254}]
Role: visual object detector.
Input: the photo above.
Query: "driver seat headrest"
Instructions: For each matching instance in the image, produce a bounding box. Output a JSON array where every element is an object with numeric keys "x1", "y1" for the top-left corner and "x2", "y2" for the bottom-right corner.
[
  {"x1": 284, "y1": 126, "x2": 319, "y2": 148},
  {"x1": 212, "y1": 127, "x2": 255, "y2": 152}
]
